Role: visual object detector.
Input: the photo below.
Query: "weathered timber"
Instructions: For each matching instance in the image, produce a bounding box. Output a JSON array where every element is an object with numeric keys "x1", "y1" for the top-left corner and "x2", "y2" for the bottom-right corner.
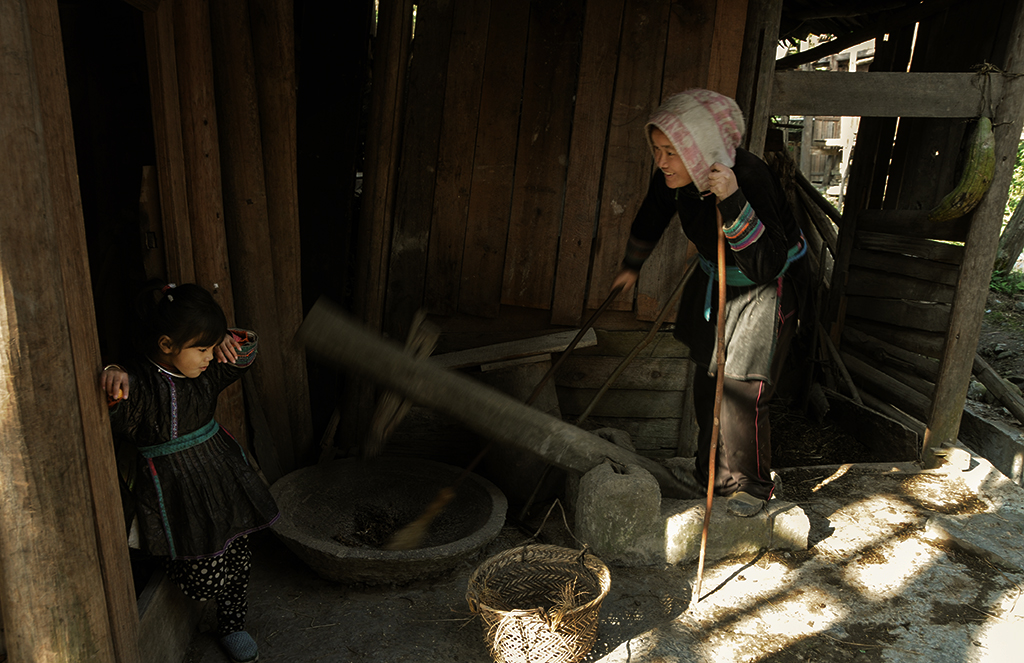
[
  {"x1": 250, "y1": 0, "x2": 314, "y2": 461},
  {"x1": 973, "y1": 354, "x2": 1024, "y2": 427},
  {"x1": 358, "y1": 0, "x2": 412, "y2": 324},
  {"x1": 842, "y1": 327, "x2": 941, "y2": 382},
  {"x1": 501, "y1": 0, "x2": 583, "y2": 311},
  {"x1": 840, "y1": 352, "x2": 933, "y2": 423},
  {"x1": 0, "y1": 1, "x2": 116, "y2": 658},
  {"x1": 550, "y1": 0, "x2": 625, "y2": 325},
  {"x1": 774, "y1": 0, "x2": 957, "y2": 70},
  {"x1": 859, "y1": 390, "x2": 927, "y2": 438},
  {"x1": 557, "y1": 388, "x2": 685, "y2": 419},
  {"x1": 845, "y1": 318, "x2": 946, "y2": 360},
  {"x1": 736, "y1": 0, "x2": 782, "y2": 156},
  {"x1": 663, "y1": 0, "x2": 713, "y2": 94},
  {"x1": 796, "y1": 185, "x2": 838, "y2": 256},
  {"x1": 707, "y1": 0, "x2": 748, "y2": 97},
  {"x1": 845, "y1": 297, "x2": 950, "y2": 334},
  {"x1": 856, "y1": 231, "x2": 965, "y2": 264},
  {"x1": 209, "y1": 0, "x2": 296, "y2": 469},
  {"x1": 459, "y1": 2, "x2": 530, "y2": 317},
  {"x1": 858, "y1": 210, "x2": 970, "y2": 243},
  {"x1": 924, "y1": 6, "x2": 1024, "y2": 464},
  {"x1": 29, "y1": 0, "x2": 141, "y2": 659},
  {"x1": 143, "y1": 1, "x2": 194, "y2": 283},
  {"x1": 299, "y1": 299, "x2": 697, "y2": 499},
  {"x1": 771, "y1": 71, "x2": 999, "y2": 118},
  {"x1": 424, "y1": 0, "x2": 487, "y2": 315},
  {"x1": 433, "y1": 328, "x2": 597, "y2": 369},
  {"x1": 586, "y1": 0, "x2": 669, "y2": 311},
  {"x1": 822, "y1": 389, "x2": 920, "y2": 462},
  {"x1": 575, "y1": 329, "x2": 689, "y2": 358},
  {"x1": 384, "y1": 0, "x2": 454, "y2": 338},
  {"x1": 849, "y1": 249, "x2": 960, "y2": 288},
  {"x1": 168, "y1": 0, "x2": 248, "y2": 449},
  {"x1": 555, "y1": 355, "x2": 691, "y2": 391},
  {"x1": 842, "y1": 346, "x2": 937, "y2": 402},
  {"x1": 845, "y1": 266, "x2": 956, "y2": 304}
]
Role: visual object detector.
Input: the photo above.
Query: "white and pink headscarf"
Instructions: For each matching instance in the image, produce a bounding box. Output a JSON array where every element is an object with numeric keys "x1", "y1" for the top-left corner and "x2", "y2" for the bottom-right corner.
[{"x1": 646, "y1": 89, "x2": 745, "y2": 192}]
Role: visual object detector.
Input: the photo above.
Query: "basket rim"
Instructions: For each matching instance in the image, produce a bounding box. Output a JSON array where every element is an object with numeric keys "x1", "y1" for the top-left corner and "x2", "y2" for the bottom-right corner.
[{"x1": 466, "y1": 543, "x2": 612, "y2": 619}]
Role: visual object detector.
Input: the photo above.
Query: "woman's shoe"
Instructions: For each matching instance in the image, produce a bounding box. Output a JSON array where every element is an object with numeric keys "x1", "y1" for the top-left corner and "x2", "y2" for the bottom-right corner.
[{"x1": 726, "y1": 491, "x2": 766, "y2": 517}]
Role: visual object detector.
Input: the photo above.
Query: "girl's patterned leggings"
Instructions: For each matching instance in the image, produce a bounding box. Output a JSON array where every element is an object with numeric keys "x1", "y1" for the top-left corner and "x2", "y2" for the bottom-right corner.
[{"x1": 166, "y1": 536, "x2": 252, "y2": 637}]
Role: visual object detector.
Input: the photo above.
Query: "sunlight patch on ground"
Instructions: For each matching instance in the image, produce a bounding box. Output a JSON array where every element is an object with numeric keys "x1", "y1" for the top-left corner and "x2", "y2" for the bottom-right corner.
[{"x1": 841, "y1": 537, "x2": 941, "y2": 599}]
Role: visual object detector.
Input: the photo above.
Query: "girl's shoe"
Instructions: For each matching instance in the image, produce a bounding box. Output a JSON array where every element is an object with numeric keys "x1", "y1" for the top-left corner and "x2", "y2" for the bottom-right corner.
[
  {"x1": 726, "y1": 491, "x2": 766, "y2": 517},
  {"x1": 219, "y1": 631, "x2": 259, "y2": 663}
]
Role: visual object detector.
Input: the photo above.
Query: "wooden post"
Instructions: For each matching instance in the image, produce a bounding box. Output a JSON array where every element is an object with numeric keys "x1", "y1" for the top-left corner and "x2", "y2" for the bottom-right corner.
[
  {"x1": 923, "y1": 2, "x2": 1024, "y2": 464},
  {"x1": 736, "y1": 0, "x2": 782, "y2": 157},
  {"x1": 250, "y1": 0, "x2": 314, "y2": 463},
  {"x1": 0, "y1": 1, "x2": 118, "y2": 660}
]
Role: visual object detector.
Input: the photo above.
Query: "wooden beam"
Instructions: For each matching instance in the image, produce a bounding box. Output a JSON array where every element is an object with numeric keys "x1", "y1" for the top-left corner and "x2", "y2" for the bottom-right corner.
[
  {"x1": 973, "y1": 354, "x2": 1024, "y2": 426},
  {"x1": 771, "y1": 71, "x2": 1001, "y2": 118},
  {"x1": 0, "y1": 1, "x2": 117, "y2": 660},
  {"x1": 923, "y1": 2, "x2": 1024, "y2": 464}
]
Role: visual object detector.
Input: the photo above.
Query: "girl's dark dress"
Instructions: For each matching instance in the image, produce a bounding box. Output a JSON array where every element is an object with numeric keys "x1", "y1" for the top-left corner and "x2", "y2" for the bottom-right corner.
[{"x1": 109, "y1": 330, "x2": 279, "y2": 559}]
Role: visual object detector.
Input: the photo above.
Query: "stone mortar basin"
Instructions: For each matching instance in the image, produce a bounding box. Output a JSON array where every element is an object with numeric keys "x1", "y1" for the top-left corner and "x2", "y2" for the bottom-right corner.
[{"x1": 270, "y1": 456, "x2": 507, "y2": 585}]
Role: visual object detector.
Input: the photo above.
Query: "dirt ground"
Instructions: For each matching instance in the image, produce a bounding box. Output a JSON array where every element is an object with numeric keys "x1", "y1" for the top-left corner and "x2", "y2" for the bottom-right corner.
[
  {"x1": 180, "y1": 290, "x2": 1024, "y2": 663},
  {"x1": 183, "y1": 454, "x2": 1024, "y2": 663}
]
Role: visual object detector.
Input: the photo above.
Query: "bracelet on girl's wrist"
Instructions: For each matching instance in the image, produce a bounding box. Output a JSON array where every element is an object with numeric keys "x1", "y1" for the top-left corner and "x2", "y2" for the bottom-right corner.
[{"x1": 103, "y1": 364, "x2": 125, "y2": 372}]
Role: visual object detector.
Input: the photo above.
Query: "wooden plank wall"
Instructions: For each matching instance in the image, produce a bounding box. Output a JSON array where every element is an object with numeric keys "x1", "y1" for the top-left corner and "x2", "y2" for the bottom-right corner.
[
  {"x1": 385, "y1": 0, "x2": 749, "y2": 334},
  {"x1": 808, "y1": 0, "x2": 1021, "y2": 436}
]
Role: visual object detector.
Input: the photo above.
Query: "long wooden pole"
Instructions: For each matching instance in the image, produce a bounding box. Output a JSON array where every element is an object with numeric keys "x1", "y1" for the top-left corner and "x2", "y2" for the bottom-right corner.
[
  {"x1": 298, "y1": 299, "x2": 700, "y2": 500},
  {"x1": 692, "y1": 211, "x2": 728, "y2": 607}
]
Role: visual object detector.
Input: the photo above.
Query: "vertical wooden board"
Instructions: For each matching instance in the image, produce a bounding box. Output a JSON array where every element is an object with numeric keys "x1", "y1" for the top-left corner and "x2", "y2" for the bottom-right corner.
[
  {"x1": 424, "y1": 0, "x2": 491, "y2": 315},
  {"x1": 550, "y1": 0, "x2": 625, "y2": 326},
  {"x1": 662, "y1": 0, "x2": 715, "y2": 97},
  {"x1": 250, "y1": 0, "x2": 313, "y2": 462},
  {"x1": 384, "y1": 0, "x2": 455, "y2": 339},
  {"x1": 143, "y1": 4, "x2": 194, "y2": 284},
  {"x1": 586, "y1": 0, "x2": 670, "y2": 312},
  {"x1": 500, "y1": 0, "x2": 586, "y2": 311},
  {"x1": 706, "y1": 0, "x2": 747, "y2": 97},
  {"x1": 28, "y1": 1, "x2": 141, "y2": 660},
  {"x1": 457, "y1": 1, "x2": 531, "y2": 317},
  {"x1": 209, "y1": 0, "x2": 296, "y2": 469},
  {"x1": 354, "y1": 0, "x2": 413, "y2": 329},
  {"x1": 0, "y1": 1, "x2": 116, "y2": 659}
]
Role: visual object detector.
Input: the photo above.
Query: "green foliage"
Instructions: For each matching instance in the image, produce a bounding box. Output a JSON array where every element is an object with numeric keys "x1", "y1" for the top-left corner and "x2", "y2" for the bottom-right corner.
[
  {"x1": 1004, "y1": 135, "x2": 1024, "y2": 224},
  {"x1": 990, "y1": 269, "x2": 1024, "y2": 294}
]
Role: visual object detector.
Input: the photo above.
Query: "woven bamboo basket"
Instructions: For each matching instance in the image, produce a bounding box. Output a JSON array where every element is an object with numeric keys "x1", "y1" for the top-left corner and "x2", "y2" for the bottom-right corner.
[{"x1": 465, "y1": 544, "x2": 611, "y2": 663}]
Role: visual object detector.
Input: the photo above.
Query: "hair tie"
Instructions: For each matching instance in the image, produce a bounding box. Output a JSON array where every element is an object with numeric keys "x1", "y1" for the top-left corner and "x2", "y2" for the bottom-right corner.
[{"x1": 162, "y1": 283, "x2": 176, "y2": 302}]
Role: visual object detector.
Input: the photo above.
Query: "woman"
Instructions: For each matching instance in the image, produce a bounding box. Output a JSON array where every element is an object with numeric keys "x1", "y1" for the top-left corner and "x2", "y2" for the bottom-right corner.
[{"x1": 612, "y1": 89, "x2": 805, "y2": 517}]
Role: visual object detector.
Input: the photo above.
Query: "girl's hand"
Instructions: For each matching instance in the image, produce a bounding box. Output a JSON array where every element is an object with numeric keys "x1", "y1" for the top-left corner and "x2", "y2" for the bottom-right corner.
[
  {"x1": 708, "y1": 162, "x2": 738, "y2": 203},
  {"x1": 101, "y1": 366, "x2": 130, "y2": 401},
  {"x1": 611, "y1": 268, "x2": 639, "y2": 295},
  {"x1": 214, "y1": 333, "x2": 242, "y2": 364}
]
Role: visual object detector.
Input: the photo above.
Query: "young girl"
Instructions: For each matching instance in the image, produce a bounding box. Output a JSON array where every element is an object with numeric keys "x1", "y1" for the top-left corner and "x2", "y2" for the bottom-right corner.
[{"x1": 100, "y1": 283, "x2": 278, "y2": 663}]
